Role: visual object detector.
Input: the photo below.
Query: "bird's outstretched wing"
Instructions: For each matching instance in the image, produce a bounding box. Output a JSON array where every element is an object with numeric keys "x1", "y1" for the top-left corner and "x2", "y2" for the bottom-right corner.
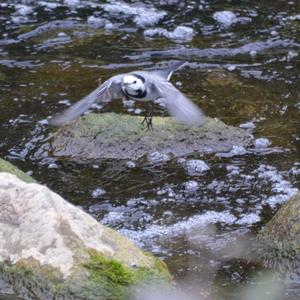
[
  {"x1": 152, "y1": 61, "x2": 187, "y2": 81},
  {"x1": 152, "y1": 80, "x2": 206, "y2": 126},
  {"x1": 48, "y1": 74, "x2": 124, "y2": 127}
]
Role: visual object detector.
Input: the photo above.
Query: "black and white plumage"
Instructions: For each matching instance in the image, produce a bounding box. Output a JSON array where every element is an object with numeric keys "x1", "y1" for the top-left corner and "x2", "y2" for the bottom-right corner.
[{"x1": 48, "y1": 61, "x2": 205, "y2": 127}]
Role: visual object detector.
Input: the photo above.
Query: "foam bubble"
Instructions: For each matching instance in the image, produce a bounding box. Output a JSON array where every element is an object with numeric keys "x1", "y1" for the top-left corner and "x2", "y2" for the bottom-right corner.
[
  {"x1": 148, "y1": 151, "x2": 170, "y2": 163},
  {"x1": 101, "y1": 2, "x2": 166, "y2": 28},
  {"x1": 144, "y1": 26, "x2": 194, "y2": 41},
  {"x1": 236, "y1": 213, "x2": 260, "y2": 225},
  {"x1": 254, "y1": 138, "x2": 271, "y2": 148},
  {"x1": 92, "y1": 188, "x2": 106, "y2": 198},
  {"x1": 213, "y1": 11, "x2": 237, "y2": 28},
  {"x1": 186, "y1": 159, "x2": 210, "y2": 175},
  {"x1": 121, "y1": 211, "x2": 237, "y2": 245}
]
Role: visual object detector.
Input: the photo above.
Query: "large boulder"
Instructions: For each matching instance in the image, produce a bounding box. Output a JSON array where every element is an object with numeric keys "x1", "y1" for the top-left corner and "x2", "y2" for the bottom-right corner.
[
  {"x1": 0, "y1": 172, "x2": 170, "y2": 300},
  {"x1": 50, "y1": 113, "x2": 252, "y2": 160},
  {"x1": 257, "y1": 192, "x2": 300, "y2": 274}
]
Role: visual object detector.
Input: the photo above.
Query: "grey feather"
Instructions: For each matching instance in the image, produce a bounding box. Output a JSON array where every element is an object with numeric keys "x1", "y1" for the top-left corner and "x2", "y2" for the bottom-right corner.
[
  {"x1": 152, "y1": 80, "x2": 206, "y2": 126},
  {"x1": 48, "y1": 74, "x2": 124, "y2": 127},
  {"x1": 153, "y1": 61, "x2": 187, "y2": 81}
]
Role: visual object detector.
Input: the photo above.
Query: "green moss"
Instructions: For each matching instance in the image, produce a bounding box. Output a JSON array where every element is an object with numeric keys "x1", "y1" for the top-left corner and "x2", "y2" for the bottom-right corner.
[
  {"x1": 85, "y1": 254, "x2": 134, "y2": 285},
  {"x1": 83, "y1": 251, "x2": 171, "y2": 299},
  {"x1": 0, "y1": 158, "x2": 35, "y2": 183},
  {"x1": 83, "y1": 254, "x2": 133, "y2": 299},
  {"x1": 143, "y1": 252, "x2": 172, "y2": 281}
]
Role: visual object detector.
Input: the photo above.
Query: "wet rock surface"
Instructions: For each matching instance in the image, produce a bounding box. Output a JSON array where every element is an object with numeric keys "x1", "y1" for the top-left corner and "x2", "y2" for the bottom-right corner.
[
  {"x1": 0, "y1": 172, "x2": 170, "y2": 300},
  {"x1": 50, "y1": 113, "x2": 252, "y2": 160}
]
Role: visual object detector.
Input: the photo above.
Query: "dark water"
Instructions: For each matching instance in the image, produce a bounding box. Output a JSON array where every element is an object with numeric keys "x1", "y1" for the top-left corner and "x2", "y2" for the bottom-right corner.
[{"x1": 0, "y1": 0, "x2": 299, "y2": 299}]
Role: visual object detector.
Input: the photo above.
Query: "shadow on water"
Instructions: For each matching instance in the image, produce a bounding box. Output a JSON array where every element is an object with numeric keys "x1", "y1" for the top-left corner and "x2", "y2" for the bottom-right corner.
[{"x1": 0, "y1": 0, "x2": 299, "y2": 299}]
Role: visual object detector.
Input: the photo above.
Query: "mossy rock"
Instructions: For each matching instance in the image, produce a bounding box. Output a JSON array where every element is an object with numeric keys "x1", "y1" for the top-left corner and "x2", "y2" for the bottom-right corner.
[
  {"x1": 50, "y1": 113, "x2": 252, "y2": 160},
  {"x1": 1, "y1": 251, "x2": 170, "y2": 300},
  {"x1": 0, "y1": 173, "x2": 170, "y2": 299},
  {"x1": 257, "y1": 192, "x2": 300, "y2": 274},
  {"x1": 0, "y1": 158, "x2": 34, "y2": 183}
]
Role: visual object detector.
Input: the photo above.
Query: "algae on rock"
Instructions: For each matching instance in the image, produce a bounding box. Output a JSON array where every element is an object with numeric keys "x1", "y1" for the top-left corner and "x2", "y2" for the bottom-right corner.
[
  {"x1": 0, "y1": 158, "x2": 34, "y2": 183},
  {"x1": 50, "y1": 113, "x2": 252, "y2": 160}
]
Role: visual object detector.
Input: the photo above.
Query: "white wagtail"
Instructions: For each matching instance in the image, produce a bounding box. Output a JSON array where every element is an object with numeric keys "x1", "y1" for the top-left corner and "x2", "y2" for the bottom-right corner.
[{"x1": 49, "y1": 61, "x2": 205, "y2": 129}]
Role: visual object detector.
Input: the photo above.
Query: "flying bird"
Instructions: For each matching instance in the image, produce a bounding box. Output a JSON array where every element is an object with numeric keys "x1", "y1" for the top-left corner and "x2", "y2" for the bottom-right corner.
[{"x1": 48, "y1": 61, "x2": 205, "y2": 129}]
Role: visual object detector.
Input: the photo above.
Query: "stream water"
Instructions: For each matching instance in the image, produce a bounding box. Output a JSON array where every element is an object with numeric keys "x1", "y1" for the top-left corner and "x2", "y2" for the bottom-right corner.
[{"x1": 0, "y1": 0, "x2": 299, "y2": 299}]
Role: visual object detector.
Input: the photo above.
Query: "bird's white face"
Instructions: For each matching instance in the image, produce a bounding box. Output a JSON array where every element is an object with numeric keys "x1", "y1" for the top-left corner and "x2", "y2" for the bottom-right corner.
[{"x1": 122, "y1": 75, "x2": 145, "y2": 96}]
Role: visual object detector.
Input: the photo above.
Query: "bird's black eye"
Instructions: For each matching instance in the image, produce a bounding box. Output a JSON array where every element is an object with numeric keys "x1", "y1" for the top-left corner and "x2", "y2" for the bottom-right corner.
[{"x1": 133, "y1": 80, "x2": 137, "y2": 84}]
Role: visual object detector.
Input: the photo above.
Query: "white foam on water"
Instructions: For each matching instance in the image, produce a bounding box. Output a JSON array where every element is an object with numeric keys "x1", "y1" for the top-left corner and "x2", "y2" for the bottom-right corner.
[
  {"x1": 168, "y1": 26, "x2": 195, "y2": 41},
  {"x1": 239, "y1": 121, "x2": 256, "y2": 129},
  {"x1": 38, "y1": 1, "x2": 61, "y2": 9},
  {"x1": 102, "y1": 211, "x2": 124, "y2": 227},
  {"x1": 15, "y1": 4, "x2": 33, "y2": 16},
  {"x1": 92, "y1": 187, "x2": 106, "y2": 198},
  {"x1": 144, "y1": 26, "x2": 194, "y2": 41},
  {"x1": 148, "y1": 151, "x2": 170, "y2": 163},
  {"x1": 236, "y1": 213, "x2": 260, "y2": 225},
  {"x1": 213, "y1": 10, "x2": 251, "y2": 28},
  {"x1": 184, "y1": 180, "x2": 199, "y2": 192},
  {"x1": 101, "y1": 1, "x2": 166, "y2": 27},
  {"x1": 126, "y1": 161, "x2": 136, "y2": 169},
  {"x1": 217, "y1": 145, "x2": 247, "y2": 157},
  {"x1": 87, "y1": 16, "x2": 106, "y2": 28},
  {"x1": 64, "y1": 0, "x2": 80, "y2": 7},
  {"x1": 290, "y1": 163, "x2": 300, "y2": 175},
  {"x1": 257, "y1": 164, "x2": 298, "y2": 208},
  {"x1": 186, "y1": 159, "x2": 210, "y2": 175},
  {"x1": 120, "y1": 211, "x2": 237, "y2": 246},
  {"x1": 226, "y1": 165, "x2": 240, "y2": 176},
  {"x1": 213, "y1": 10, "x2": 237, "y2": 28},
  {"x1": 254, "y1": 137, "x2": 271, "y2": 148}
]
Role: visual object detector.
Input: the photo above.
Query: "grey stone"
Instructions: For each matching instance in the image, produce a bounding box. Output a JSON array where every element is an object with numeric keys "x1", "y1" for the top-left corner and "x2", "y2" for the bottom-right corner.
[{"x1": 49, "y1": 113, "x2": 252, "y2": 161}]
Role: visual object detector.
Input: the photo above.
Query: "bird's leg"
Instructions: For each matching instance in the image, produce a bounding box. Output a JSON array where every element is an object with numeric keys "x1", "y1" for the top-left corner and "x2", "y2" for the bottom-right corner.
[{"x1": 141, "y1": 103, "x2": 154, "y2": 130}]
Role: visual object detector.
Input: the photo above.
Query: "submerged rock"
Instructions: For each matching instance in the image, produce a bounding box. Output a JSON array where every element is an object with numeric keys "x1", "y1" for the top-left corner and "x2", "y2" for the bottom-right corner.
[
  {"x1": 257, "y1": 192, "x2": 300, "y2": 276},
  {"x1": 0, "y1": 173, "x2": 170, "y2": 299},
  {"x1": 50, "y1": 113, "x2": 252, "y2": 161}
]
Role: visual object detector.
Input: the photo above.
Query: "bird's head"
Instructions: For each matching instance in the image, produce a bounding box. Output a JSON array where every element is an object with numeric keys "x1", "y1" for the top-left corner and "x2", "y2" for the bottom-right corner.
[{"x1": 122, "y1": 74, "x2": 145, "y2": 96}]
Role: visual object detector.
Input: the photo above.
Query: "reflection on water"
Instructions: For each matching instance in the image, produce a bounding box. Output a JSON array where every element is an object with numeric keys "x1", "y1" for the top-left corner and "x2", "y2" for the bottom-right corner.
[{"x1": 0, "y1": 0, "x2": 299, "y2": 299}]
